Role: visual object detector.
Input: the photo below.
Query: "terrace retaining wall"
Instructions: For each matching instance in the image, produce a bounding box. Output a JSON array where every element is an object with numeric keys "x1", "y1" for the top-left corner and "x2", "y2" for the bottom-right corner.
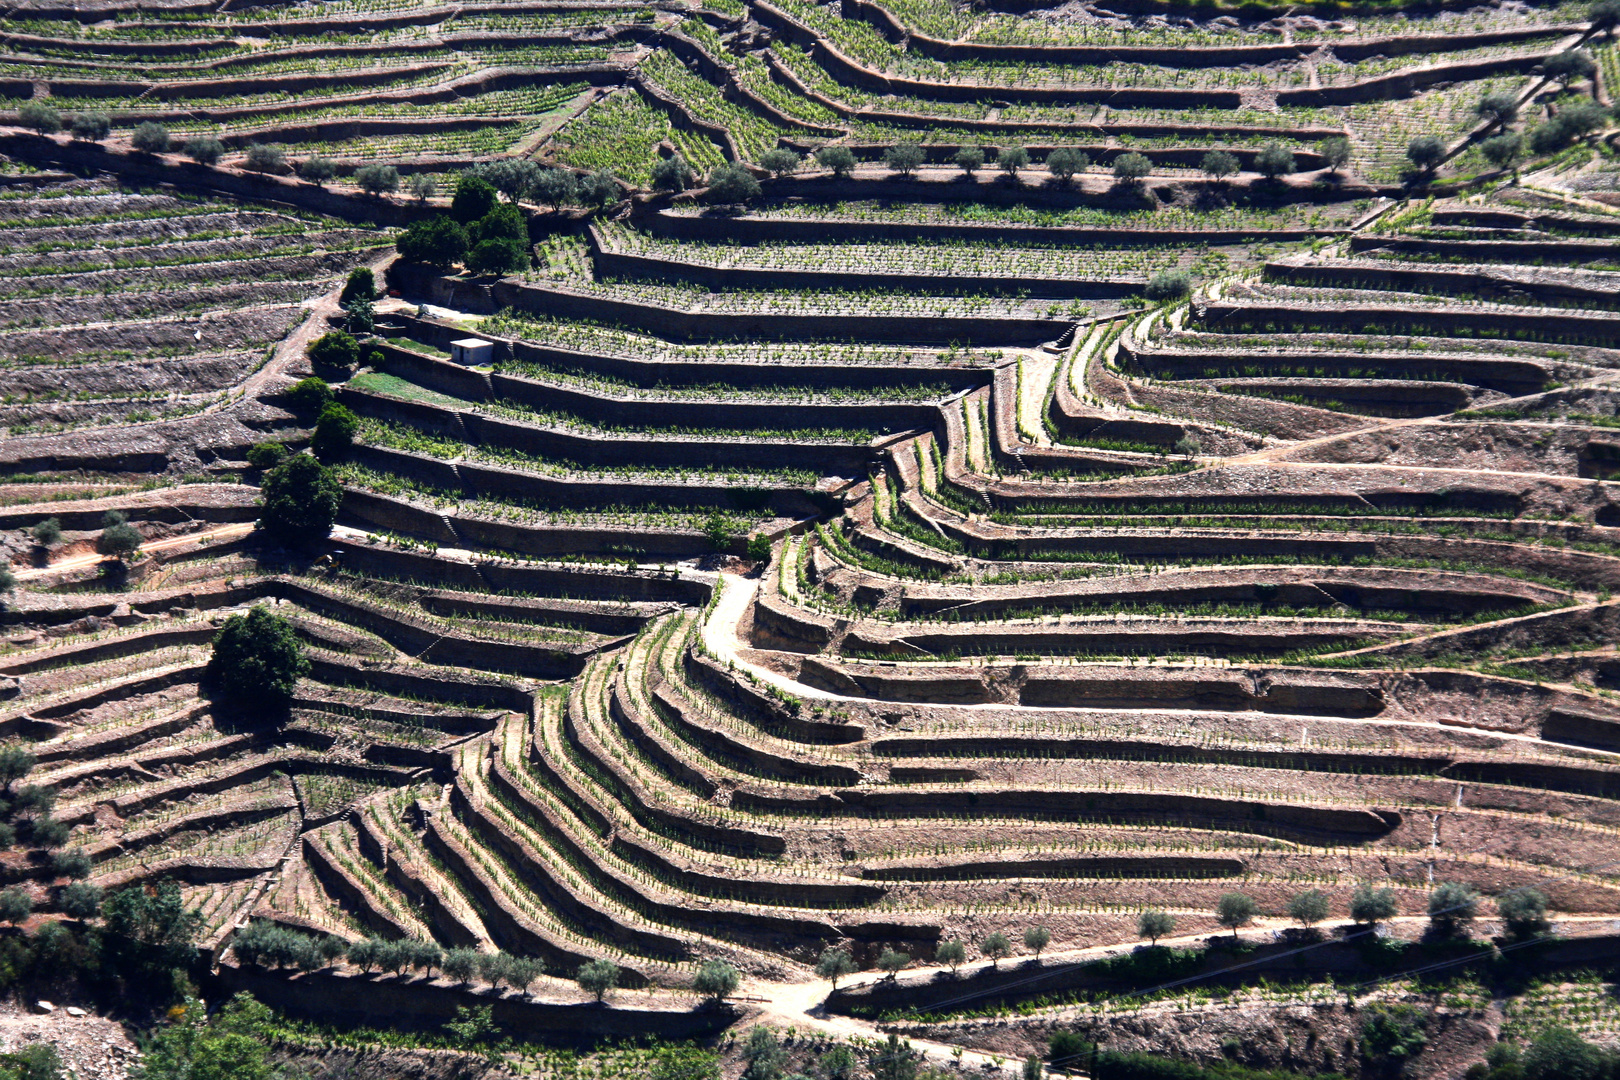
[
  {"x1": 394, "y1": 311, "x2": 987, "y2": 392},
  {"x1": 644, "y1": 208, "x2": 1340, "y2": 247},
  {"x1": 489, "y1": 278, "x2": 1068, "y2": 345},
  {"x1": 342, "y1": 383, "x2": 874, "y2": 474},
  {"x1": 587, "y1": 225, "x2": 1141, "y2": 299},
  {"x1": 215, "y1": 964, "x2": 738, "y2": 1039},
  {"x1": 0, "y1": 130, "x2": 437, "y2": 226},
  {"x1": 840, "y1": 0, "x2": 1575, "y2": 64}
]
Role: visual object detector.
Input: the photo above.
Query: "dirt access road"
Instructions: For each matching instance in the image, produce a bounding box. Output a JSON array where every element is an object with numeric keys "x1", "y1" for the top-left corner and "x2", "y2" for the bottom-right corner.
[{"x1": 13, "y1": 522, "x2": 254, "y2": 582}]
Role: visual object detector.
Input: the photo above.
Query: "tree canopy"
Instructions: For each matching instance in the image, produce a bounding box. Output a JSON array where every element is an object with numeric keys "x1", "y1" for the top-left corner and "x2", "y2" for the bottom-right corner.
[{"x1": 208, "y1": 605, "x2": 309, "y2": 712}]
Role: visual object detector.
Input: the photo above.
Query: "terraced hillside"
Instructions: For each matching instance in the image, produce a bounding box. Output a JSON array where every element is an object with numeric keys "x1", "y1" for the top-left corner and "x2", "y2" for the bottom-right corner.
[{"x1": 5, "y1": 0, "x2": 1620, "y2": 1073}]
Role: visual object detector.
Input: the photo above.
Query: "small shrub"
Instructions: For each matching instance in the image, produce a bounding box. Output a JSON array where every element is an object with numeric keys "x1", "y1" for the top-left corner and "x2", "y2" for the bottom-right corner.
[
  {"x1": 285, "y1": 377, "x2": 333, "y2": 416},
  {"x1": 339, "y1": 268, "x2": 376, "y2": 306},
  {"x1": 311, "y1": 403, "x2": 358, "y2": 461},
  {"x1": 1144, "y1": 270, "x2": 1190, "y2": 301},
  {"x1": 31, "y1": 518, "x2": 62, "y2": 547},
  {"x1": 245, "y1": 442, "x2": 288, "y2": 470},
  {"x1": 308, "y1": 330, "x2": 359, "y2": 374},
  {"x1": 406, "y1": 173, "x2": 436, "y2": 201},
  {"x1": 1359, "y1": 1003, "x2": 1427, "y2": 1073},
  {"x1": 821, "y1": 1046, "x2": 858, "y2": 1080},
  {"x1": 746, "y1": 533, "x2": 772, "y2": 563},
  {"x1": 1048, "y1": 1031, "x2": 1091, "y2": 1067},
  {"x1": 1523, "y1": 1026, "x2": 1606, "y2": 1080}
]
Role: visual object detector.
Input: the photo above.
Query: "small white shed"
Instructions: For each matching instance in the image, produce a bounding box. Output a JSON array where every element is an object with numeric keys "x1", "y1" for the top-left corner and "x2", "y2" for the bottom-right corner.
[{"x1": 450, "y1": 338, "x2": 495, "y2": 366}]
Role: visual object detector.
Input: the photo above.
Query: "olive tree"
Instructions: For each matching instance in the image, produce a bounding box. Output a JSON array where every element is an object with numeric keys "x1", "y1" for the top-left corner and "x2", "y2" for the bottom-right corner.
[
  {"x1": 814, "y1": 145, "x2": 857, "y2": 178},
  {"x1": 651, "y1": 154, "x2": 696, "y2": 191},
  {"x1": 1406, "y1": 135, "x2": 1446, "y2": 174},
  {"x1": 1215, "y1": 892, "x2": 1259, "y2": 938},
  {"x1": 1254, "y1": 141, "x2": 1295, "y2": 179},
  {"x1": 1045, "y1": 147, "x2": 1089, "y2": 185},
  {"x1": 883, "y1": 141, "x2": 925, "y2": 177},
  {"x1": 705, "y1": 163, "x2": 761, "y2": 203},
  {"x1": 998, "y1": 145, "x2": 1031, "y2": 178},
  {"x1": 1199, "y1": 149, "x2": 1239, "y2": 181},
  {"x1": 954, "y1": 146, "x2": 984, "y2": 174},
  {"x1": 1288, "y1": 889, "x2": 1331, "y2": 928},
  {"x1": 815, "y1": 946, "x2": 856, "y2": 988},
  {"x1": 18, "y1": 102, "x2": 59, "y2": 136},
  {"x1": 130, "y1": 122, "x2": 170, "y2": 154},
  {"x1": 1138, "y1": 910, "x2": 1175, "y2": 945},
  {"x1": 1111, "y1": 151, "x2": 1151, "y2": 184},
  {"x1": 184, "y1": 137, "x2": 224, "y2": 165},
  {"x1": 70, "y1": 111, "x2": 110, "y2": 142},
  {"x1": 1317, "y1": 136, "x2": 1352, "y2": 173}
]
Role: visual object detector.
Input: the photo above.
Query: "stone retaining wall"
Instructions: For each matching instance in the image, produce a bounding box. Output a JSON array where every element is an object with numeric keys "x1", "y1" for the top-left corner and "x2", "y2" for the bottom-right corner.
[{"x1": 215, "y1": 963, "x2": 737, "y2": 1040}]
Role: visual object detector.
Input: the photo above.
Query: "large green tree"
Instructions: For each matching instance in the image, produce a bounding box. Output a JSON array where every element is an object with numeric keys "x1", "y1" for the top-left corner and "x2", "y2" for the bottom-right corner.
[
  {"x1": 134, "y1": 993, "x2": 275, "y2": 1080},
  {"x1": 258, "y1": 453, "x2": 341, "y2": 546},
  {"x1": 208, "y1": 605, "x2": 309, "y2": 712}
]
